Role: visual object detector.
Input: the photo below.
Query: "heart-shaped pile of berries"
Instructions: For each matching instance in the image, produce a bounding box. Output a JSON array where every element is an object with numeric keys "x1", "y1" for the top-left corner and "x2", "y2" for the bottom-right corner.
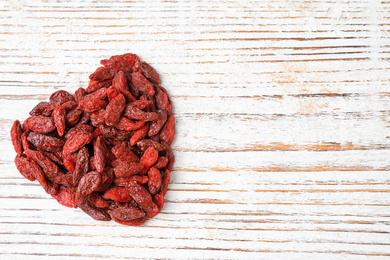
[{"x1": 10, "y1": 53, "x2": 175, "y2": 226}]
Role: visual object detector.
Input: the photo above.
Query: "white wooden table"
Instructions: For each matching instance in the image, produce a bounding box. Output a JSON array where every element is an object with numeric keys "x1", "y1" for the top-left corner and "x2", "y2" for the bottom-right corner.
[{"x1": 1, "y1": 0, "x2": 390, "y2": 259}]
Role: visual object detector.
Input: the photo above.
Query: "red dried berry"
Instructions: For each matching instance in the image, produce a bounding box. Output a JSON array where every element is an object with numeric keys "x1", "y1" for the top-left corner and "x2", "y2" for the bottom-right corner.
[
  {"x1": 51, "y1": 186, "x2": 76, "y2": 208},
  {"x1": 50, "y1": 90, "x2": 75, "y2": 105},
  {"x1": 52, "y1": 104, "x2": 66, "y2": 137},
  {"x1": 78, "y1": 99, "x2": 108, "y2": 113},
  {"x1": 103, "y1": 187, "x2": 132, "y2": 202},
  {"x1": 134, "y1": 61, "x2": 161, "y2": 84},
  {"x1": 29, "y1": 102, "x2": 55, "y2": 117},
  {"x1": 108, "y1": 206, "x2": 145, "y2": 221},
  {"x1": 11, "y1": 120, "x2": 23, "y2": 155},
  {"x1": 131, "y1": 72, "x2": 155, "y2": 96},
  {"x1": 27, "y1": 132, "x2": 64, "y2": 152},
  {"x1": 105, "y1": 94, "x2": 126, "y2": 126},
  {"x1": 89, "y1": 66, "x2": 115, "y2": 81},
  {"x1": 23, "y1": 116, "x2": 56, "y2": 134}
]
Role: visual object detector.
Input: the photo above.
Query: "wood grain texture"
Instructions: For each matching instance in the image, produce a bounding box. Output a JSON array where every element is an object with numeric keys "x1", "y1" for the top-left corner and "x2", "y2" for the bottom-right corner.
[{"x1": 1, "y1": 0, "x2": 390, "y2": 259}]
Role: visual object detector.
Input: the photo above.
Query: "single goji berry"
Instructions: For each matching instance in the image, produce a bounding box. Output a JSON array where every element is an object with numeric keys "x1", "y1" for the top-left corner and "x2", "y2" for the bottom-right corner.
[
  {"x1": 94, "y1": 136, "x2": 107, "y2": 173},
  {"x1": 23, "y1": 116, "x2": 56, "y2": 134},
  {"x1": 27, "y1": 132, "x2": 64, "y2": 152},
  {"x1": 52, "y1": 104, "x2": 66, "y2": 136},
  {"x1": 79, "y1": 201, "x2": 111, "y2": 221},
  {"x1": 50, "y1": 90, "x2": 75, "y2": 105},
  {"x1": 86, "y1": 79, "x2": 112, "y2": 94},
  {"x1": 126, "y1": 181, "x2": 158, "y2": 214},
  {"x1": 73, "y1": 147, "x2": 90, "y2": 185},
  {"x1": 51, "y1": 186, "x2": 76, "y2": 208},
  {"x1": 75, "y1": 171, "x2": 101, "y2": 206},
  {"x1": 148, "y1": 110, "x2": 168, "y2": 136},
  {"x1": 29, "y1": 102, "x2": 55, "y2": 117},
  {"x1": 105, "y1": 94, "x2": 126, "y2": 126},
  {"x1": 14, "y1": 155, "x2": 36, "y2": 181},
  {"x1": 159, "y1": 115, "x2": 175, "y2": 145},
  {"x1": 140, "y1": 147, "x2": 158, "y2": 174},
  {"x1": 114, "y1": 161, "x2": 144, "y2": 178},
  {"x1": 130, "y1": 124, "x2": 149, "y2": 147},
  {"x1": 103, "y1": 187, "x2": 132, "y2": 202},
  {"x1": 78, "y1": 99, "x2": 108, "y2": 113},
  {"x1": 134, "y1": 61, "x2": 160, "y2": 85},
  {"x1": 137, "y1": 139, "x2": 166, "y2": 152},
  {"x1": 11, "y1": 120, "x2": 23, "y2": 155},
  {"x1": 147, "y1": 167, "x2": 162, "y2": 195},
  {"x1": 123, "y1": 104, "x2": 157, "y2": 122},
  {"x1": 131, "y1": 72, "x2": 155, "y2": 96},
  {"x1": 114, "y1": 175, "x2": 149, "y2": 186},
  {"x1": 108, "y1": 206, "x2": 145, "y2": 221},
  {"x1": 63, "y1": 131, "x2": 93, "y2": 156},
  {"x1": 89, "y1": 66, "x2": 115, "y2": 81},
  {"x1": 88, "y1": 192, "x2": 109, "y2": 208},
  {"x1": 115, "y1": 116, "x2": 145, "y2": 132}
]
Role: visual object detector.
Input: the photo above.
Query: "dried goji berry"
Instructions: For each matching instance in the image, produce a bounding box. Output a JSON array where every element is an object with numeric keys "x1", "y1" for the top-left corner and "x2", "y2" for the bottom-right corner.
[
  {"x1": 50, "y1": 90, "x2": 75, "y2": 105},
  {"x1": 11, "y1": 120, "x2": 23, "y2": 155},
  {"x1": 126, "y1": 181, "x2": 158, "y2": 214},
  {"x1": 86, "y1": 79, "x2": 112, "y2": 94},
  {"x1": 131, "y1": 72, "x2": 155, "y2": 96},
  {"x1": 83, "y1": 87, "x2": 108, "y2": 101},
  {"x1": 155, "y1": 86, "x2": 173, "y2": 115},
  {"x1": 114, "y1": 161, "x2": 144, "y2": 178},
  {"x1": 29, "y1": 102, "x2": 55, "y2": 117},
  {"x1": 88, "y1": 192, "x2": 109, "y2": 208},
  {"x1": 130, "y1": 124, "x2": 149, "y2": 147},
  {"x1": 78, "y1": 99, "x2": 108, "y2": 113},
  {"x1": 79, "y1": 201, "x2": 111, "y2": 221},
  {"x1": 63, "y1": 131, "x2": 93, "y2": 156},
  {"x1": 108, "y1": 206, "x2": 145, "y2": 221},
  {"x1": 23, "y1": 116, "x2": 56, "y2": 134},
  {"x1": 115, "y1": 116, "x2": 145, "y2": 132},
  {"x1": 137, "y1": 139, "x2": 166, "y2": 152},
  {"x1": 73, "y1": 147, "x2": 90, "y2": 185},
  {"x1": 140, "y1": 147, "x2": 158, "y2": 174},
  {"x1": 112, "y1": 71, "x2": 136, "y2": 103},
  {"x1": 66, "y1": 109, "x2": 83, "y2": 127},
  {"x1": 105, "y1": 94, "x2": 126, "y2": 126},
  {"x1": 90, "y1": 109, "x2": 107, "y2": 127},
  {"x1": 27, "y1": 132, "x2": 64, "y2": 152},
  {"x1": 89, "y1": 66, "x2": 115, "y2": 81},
  {"x1": 147, "y1": 167, "x2": 162, "y2": 195},
  {"x1": 75, "y1": 171, "x2": 101, "y2": 206},
  {"x1": 14, "y1": 155, "x2": 36, "y2": 181},
  {"x1": 111, "y1": 143, "x2": 139, "y2": 162},
  {"x1": 64, "y1": 124, "x2": 93, "y2": 139},
  {"x1": 74, "y1": 87, "x2": 86, "y2": 103},
  {"x1": 114, "y1": 175, "x2": 149, "y2": 187},
  {"x1": 94, "y1": 136, "x2": 107, "y2": 173},
  {"x1": 160, "y1": 115, "x2": 175, "y2": 145},
  {"x1": 52, "y1": 104, "x2": 66, "y2": 136},
  {"x1": 148, "y1": 110, "x2": 168, "y2": 136},
  {"x1": 51, "y1": 186, "x2": 76, "y2": 208},
  {"x1": 103, "y1": 187, "x2": 132, "y2": 202},
  {"x1": 123, "y1": 104, "x2": 157, "y2": 122},
  {"x1": 153, "y1": 156, "x2": 168, "y2": 169},
  {"x1": 134, "y1": 61, "x2": 160, "y2": 84},
  {"x1": 107, "y1": 85, "x2": 120, "y2": 101}
]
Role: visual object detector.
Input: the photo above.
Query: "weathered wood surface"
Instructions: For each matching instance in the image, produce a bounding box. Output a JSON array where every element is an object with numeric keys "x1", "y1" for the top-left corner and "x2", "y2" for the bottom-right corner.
[{"x1": 1, "y1": 0, "x2": 390, "y2": 259}]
